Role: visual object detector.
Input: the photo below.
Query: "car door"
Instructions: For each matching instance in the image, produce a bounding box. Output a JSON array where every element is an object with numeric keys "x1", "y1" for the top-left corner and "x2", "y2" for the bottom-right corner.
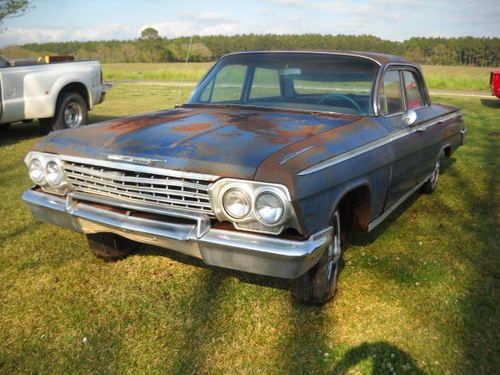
[
  {"x1": 400, "y1": 69, "x2": 442, "y2": 180},
  {"x1": 380, "y1": 68, "x2": 425, "y2": 209}
]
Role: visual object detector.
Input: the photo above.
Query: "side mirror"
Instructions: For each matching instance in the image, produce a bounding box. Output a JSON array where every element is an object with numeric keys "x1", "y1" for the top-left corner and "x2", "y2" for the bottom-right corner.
[{"x1": 401, "y1": 110, "x2": 417, "y2": 127}]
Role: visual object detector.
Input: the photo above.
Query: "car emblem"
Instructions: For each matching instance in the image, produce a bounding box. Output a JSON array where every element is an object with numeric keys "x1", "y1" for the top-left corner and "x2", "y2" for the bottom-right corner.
[{"x1": 107, "y1": 154, "x2": 162, "y2": 165}]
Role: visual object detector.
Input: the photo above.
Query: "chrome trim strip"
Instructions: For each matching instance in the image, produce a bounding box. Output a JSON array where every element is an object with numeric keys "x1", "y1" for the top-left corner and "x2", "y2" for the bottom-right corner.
[
  {"x1": 367, "y1": 174, "x2": 430, "y2": 232},
  {"x1": 222, "y1": 50, "x2": 383, "y2": 66},
  {"x1": 59, "y1": 154, "x2": 220, "y2": 182},
  {"x1": 298, "y1": 112, "x2": 459, "y2": 176},
  {"x1": 280, "y1": 145, "x2": 314, "y2": 165}
]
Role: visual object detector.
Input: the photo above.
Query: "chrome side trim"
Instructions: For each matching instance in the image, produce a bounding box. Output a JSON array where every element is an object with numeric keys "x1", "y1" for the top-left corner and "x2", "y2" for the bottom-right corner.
[
  {"x1": 280, "y1": 145, "x2": 315, "y2": 165},
  {"x1": 59, "y1": 154, "x2": 220, "y2": 182},
  {"x1": 298, "y1": 112, "x2": 460, "y2": 176},
  {"x1": 367, "y1": 174, "x2": 430, "y2": 232}
]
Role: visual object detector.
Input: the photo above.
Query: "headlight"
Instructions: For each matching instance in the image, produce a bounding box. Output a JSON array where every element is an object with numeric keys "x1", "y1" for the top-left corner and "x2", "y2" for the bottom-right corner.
[
  {"x1": 46, "y1": 160, "x2": 63, "y2": 187},
  {"x1": 255, "y1": 192, "x2": 284, "y2": 224},
  {"x1": 211, "y1": 179, "x2": 299, "y2": 235},
  {"x1": 25, "y1": 152, "x2": 70, "y2": 195},
  {"x1": 29, "y1": 158, "x2": 45, "y2": 184},
  {"x1": 223, "y1": 188, "x2": 251, "y2": 219}
]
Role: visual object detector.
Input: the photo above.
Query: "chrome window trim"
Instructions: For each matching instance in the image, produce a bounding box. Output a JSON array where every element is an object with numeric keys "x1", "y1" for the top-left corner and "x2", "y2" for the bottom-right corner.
[
  {"x1": 221, "y1": 50, "x2": 383, "y2": 67},
  {"x1": 297, "y1": 112, "x2": 460, "y2": 176},
  {"x1": 59, "y1": 154, "x2": 220, "y2": 182},
  {"x1": 374, "y1": 63, "x2": 430, "y2": 117}
]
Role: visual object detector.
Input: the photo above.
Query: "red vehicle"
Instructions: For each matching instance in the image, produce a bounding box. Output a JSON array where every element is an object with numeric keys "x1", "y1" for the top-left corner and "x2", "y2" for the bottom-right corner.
[{"x1": 490, "y1": 71, "x2": 500, "y2": 98}]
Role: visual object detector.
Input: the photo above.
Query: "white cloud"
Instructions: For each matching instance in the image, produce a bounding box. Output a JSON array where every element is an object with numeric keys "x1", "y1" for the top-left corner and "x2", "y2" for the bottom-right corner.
[{"x1": 0, "y1": 24, "x2": 137, "y2": 46}]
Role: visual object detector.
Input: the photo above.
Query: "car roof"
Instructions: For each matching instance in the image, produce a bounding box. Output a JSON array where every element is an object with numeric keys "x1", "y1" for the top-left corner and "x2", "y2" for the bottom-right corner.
[{"x1": 222, "y1": 50, "x2": 413, "y2": 67}]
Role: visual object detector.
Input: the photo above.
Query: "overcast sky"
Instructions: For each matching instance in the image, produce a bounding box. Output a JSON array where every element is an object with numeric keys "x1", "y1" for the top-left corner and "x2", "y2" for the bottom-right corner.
[{"x1": 0, "y1": 0, "x2": 499, "y2": 47}]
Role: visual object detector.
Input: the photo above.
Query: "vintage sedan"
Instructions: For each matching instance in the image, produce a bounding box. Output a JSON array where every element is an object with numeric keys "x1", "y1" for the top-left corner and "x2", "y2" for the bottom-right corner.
[{"x1": 22, "y1": 51, "x2": 466, "y2": 305}]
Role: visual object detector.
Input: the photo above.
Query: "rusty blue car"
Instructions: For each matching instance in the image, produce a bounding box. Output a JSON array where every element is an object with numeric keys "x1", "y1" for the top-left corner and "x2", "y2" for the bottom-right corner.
[{"x1": 22, "y1": 51, "x2": 466, "y2": 305}]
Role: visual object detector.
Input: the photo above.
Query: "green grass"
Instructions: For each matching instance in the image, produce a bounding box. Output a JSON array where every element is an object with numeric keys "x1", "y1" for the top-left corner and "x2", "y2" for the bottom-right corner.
[
  {"x1": 0, "y1": 85, "x2": 498, "y2": 374},
  {"x1": 103, "y1": 62, "x2": 499, "y2": 92},
  {"x1": 103, "y1": 62, "x2": 214, "y2": 82},
  {"x1": 422, "y1": 65, "x2": 498, "y2": 91}
]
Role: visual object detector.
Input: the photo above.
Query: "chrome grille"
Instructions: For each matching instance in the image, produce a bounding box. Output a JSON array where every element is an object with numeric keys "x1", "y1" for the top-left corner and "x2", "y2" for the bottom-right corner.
[{"x1": 62, "y1": 161, "x2": 214, "y2": 216}]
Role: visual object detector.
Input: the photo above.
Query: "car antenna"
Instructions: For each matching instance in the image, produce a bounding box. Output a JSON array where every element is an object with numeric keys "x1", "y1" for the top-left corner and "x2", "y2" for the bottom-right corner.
[{"x1": 175, "y1": 35, "x2": 194, "y2": 108}]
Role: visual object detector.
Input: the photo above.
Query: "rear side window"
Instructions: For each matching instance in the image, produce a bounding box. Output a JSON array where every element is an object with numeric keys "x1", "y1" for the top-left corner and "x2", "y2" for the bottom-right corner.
[
  {"x1": 402, "y1": 70, "x2": 425, "y2": 109},
  {"x1": 379, "y1": 70, "x2": 404, "y2": 116}
]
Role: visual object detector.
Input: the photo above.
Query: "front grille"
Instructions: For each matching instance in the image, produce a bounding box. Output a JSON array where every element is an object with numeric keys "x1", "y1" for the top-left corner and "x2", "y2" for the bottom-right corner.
[{"x1": 62, "y1": 161, "x2": 215, "y2": 216}]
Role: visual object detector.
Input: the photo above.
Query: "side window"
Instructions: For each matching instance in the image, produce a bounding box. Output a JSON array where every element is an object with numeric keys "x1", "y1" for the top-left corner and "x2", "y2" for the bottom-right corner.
[
  {"x1": 402, "y1": 70, "x2": 425, "y2": 109},
  {"x1": 379, "y1": 70, "x2": 404, "y2": 116},
  {"x1": 250, "y1": 68, "x2": 281, "y2": 99},
  {"x1": 199, "y1": 64, "x2": 247, "y2": 103}
]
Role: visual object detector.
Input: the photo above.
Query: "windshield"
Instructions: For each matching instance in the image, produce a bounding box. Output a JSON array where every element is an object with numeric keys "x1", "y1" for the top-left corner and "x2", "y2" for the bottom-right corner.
[{"x1": 187, "y1": 53, "x2": 379, "y2": 116}]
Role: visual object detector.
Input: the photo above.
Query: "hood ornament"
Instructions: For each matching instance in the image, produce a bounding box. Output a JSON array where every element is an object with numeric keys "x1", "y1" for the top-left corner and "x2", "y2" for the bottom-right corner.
[{"x1": 107, "y1": 154, "x2": 163, "y2": 166}]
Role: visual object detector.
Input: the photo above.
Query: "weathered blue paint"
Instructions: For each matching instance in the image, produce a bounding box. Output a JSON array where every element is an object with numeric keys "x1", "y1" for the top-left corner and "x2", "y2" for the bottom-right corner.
[{"x1": 29, "y1": 51, "x2": 465, "y2": 238}]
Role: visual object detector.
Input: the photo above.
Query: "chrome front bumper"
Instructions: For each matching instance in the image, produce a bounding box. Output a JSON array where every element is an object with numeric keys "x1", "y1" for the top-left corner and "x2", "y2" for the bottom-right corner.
[{"x1": 22, "y1": 189, "x2": 332, "y2": 279}]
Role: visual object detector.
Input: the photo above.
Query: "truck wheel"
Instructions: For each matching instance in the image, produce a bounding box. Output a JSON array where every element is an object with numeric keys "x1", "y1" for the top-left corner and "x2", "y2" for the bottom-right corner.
[
  {"x1": 0, "y1": 123, "x2": 11, "y2": 131},
  {"x1": 291, "y1": 211, "x2": 343, "y2": 305},
  {"x1": 41, "y1": 92, "x2": 88, "y2": 132},
  {"x1": 421, "y1": 160, "x2": 440, "y2": 194},
  {"x1": 86, "y1": 233, "x2": 137, "y2": 262}
]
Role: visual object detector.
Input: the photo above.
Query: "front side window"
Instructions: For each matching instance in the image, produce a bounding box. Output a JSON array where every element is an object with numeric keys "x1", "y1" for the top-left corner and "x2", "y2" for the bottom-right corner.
[
  {"x1": 379, "y1": 70, "x2": 404, "y2": 116},
  {"x1": 250, "y1": 67, "x2": 281, "y2": 99},
  {"x1": 200, "y1": 64, "x2": 247, "y2": 103},
  {"x1": 189, "y1": 53, "x2": 379, "y2": 116},
  {"x1": 402, "y1": 70, "x2": 425, "y2": 109}
]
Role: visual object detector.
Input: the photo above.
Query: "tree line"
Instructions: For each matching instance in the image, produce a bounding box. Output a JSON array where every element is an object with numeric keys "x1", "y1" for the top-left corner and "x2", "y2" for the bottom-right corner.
[{"x1": 1, "y1": 30, "x2": 498, "y2": 67}]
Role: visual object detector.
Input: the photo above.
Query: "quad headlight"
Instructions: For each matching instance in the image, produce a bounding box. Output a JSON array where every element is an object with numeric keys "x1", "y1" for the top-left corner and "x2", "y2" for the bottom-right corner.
[
  {"x1": 255, "y1": 192, "x2": 284, "y2": 225},
  {"x1": 45, "y1": 160, "x2": 64, "y2": 187},
  {"x1": 211, "y1": 179, "x2": 298, "y2": 235},
  {"x1": 24, "y1": 152, "x2": 69, "y2": 194},
  {"x1": 223, "y1": 188, "x2": 251, "y2": 219},
  {"x1": 28, "y1": 158, "x2": 45, "y2": 184}
]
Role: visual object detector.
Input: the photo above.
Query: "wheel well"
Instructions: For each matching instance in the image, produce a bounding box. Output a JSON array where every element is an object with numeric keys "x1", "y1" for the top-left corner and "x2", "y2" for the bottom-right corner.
[
  {"x1": 443, "y1": 145, "x2": 452, "y2": 158},
  {"x1": 337, "y1": 185, "x2": 371, "y2": 232},
  {"x1": 59, "y1": 82, "x2": 90, "y2": 109}
]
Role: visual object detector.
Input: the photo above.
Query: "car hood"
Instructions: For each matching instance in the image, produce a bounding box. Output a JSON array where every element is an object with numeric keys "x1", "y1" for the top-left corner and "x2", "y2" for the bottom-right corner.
[{"x1": 33, "y1": 106, "x2": 360, "y2": 179}]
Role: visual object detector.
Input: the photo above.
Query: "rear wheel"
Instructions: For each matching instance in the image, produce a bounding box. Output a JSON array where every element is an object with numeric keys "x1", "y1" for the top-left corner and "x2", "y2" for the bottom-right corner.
[
  {"x1": 421, "y1": 159, "x2": 440, "y2": 194},
  {"x1": 40, "y1": 92, "x2": 88, "y2": 132},
  {"x1": 291, "y1": 211, "x2": 343, "y2": 305},
  {"x1": 86, "y1": 233, "x2": 137, "y2": 262}
]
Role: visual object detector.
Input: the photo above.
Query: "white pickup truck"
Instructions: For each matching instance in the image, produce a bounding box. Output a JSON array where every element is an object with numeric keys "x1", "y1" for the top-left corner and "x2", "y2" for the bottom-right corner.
[{"x1": 0, "y1": 57, "x2": 107, "y2": 132}]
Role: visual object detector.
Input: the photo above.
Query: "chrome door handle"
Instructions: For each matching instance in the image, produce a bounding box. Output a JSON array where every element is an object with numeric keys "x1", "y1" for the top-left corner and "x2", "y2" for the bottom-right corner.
[{"x1": 414, "y1": 127, "x2": 425, "y2": 133}]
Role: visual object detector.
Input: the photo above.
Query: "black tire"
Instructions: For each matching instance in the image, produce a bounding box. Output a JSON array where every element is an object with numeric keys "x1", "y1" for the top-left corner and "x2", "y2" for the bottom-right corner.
[
  {"x1": 291, "y1": 211, "x2": 343, "y2": 305},
  {"x1": 40, "y1": 92, "x2": 88, "y2": 132},
  {"x1": 0, "y1": 123, "x2": 11, "y2": 131},
  {"x1": 86, "y1": 233, "x2": 137, "y2": 262},
  {"x1": 421, "y1": 159, "x2": 440, "y2": 194}
]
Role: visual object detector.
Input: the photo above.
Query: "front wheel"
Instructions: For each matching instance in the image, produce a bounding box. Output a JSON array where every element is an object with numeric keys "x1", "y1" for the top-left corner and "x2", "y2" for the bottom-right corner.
[
  {"x1": 86, "y1": 233, "x2": 137, "y2": 262},
  {"x1": 291, "y1": 211, "x2": 343, "y2": 305},
  {"x1": 40, "y1": 92, "x2": 88, "y2": 132}
]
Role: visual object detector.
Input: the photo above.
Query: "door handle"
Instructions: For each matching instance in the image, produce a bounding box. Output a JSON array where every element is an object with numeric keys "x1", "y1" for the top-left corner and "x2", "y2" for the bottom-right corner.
[{"x1": 414, "y1": 126, "x2": 425, "y2": 133}]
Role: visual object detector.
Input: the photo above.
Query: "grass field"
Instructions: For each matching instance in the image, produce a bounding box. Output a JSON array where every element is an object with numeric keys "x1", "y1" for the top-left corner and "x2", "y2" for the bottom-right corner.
[
  {"x1": 102, "y1": 62, "x2": 498, "y2": 92},
  {"x1": 0, "y1": 84, "x2": 498, "y2": 374}
]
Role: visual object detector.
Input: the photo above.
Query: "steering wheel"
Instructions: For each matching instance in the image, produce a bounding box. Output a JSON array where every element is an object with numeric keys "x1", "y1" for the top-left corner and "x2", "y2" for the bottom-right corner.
[{"x1": 317, "y1": 94, "x2": 362, "y2": 113}]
